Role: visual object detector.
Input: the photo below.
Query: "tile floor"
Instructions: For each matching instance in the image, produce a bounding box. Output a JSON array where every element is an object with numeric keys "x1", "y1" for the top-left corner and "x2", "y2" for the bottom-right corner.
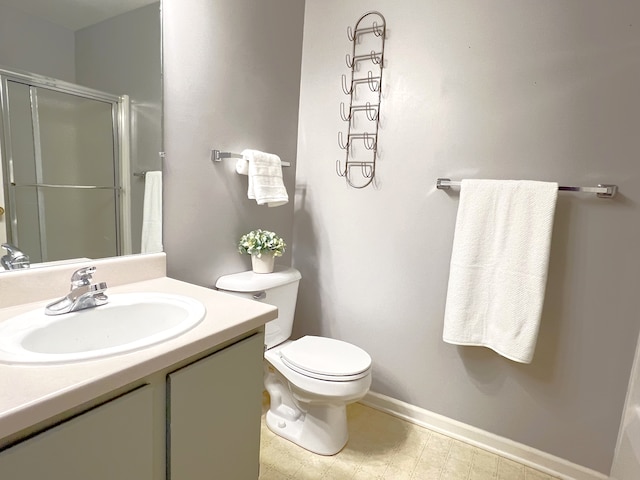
[{"x1": 259, "y1": 395, "x2": 561, "y2": 480}]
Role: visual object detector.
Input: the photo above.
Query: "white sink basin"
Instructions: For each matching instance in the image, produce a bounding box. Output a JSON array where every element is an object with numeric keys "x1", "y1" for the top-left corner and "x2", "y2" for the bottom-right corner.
[{"x1": 0, "y1": 293, "x2": 206, "y2": 364}]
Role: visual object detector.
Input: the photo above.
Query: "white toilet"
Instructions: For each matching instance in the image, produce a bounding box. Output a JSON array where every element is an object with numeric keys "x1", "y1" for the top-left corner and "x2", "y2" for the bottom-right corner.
[{"x1": 215, "y1": 266, "x2": 372, "y2": 455}]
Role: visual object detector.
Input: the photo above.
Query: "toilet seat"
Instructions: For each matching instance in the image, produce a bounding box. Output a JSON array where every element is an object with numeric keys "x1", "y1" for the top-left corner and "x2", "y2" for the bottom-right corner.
[{"x1": 279, "y1": 336, "x2": 371, "y2": 382}]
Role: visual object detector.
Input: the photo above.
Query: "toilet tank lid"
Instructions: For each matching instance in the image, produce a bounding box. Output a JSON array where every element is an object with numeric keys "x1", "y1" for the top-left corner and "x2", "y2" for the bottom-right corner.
[{"x1": 215, "y1": 266, "x2": 301, "y2": 292}]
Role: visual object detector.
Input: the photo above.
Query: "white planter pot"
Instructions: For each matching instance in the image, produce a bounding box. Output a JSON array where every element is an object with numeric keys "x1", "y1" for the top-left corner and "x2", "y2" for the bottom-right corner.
[{"x1": 251, "y1": 253, "x2": 275, "y2": 274}]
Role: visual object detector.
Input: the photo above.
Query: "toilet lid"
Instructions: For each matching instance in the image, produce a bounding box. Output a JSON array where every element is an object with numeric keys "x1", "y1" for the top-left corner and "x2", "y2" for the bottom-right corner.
[{"x1": 279, "y1": 336, "x2": 371, "y2": 380}]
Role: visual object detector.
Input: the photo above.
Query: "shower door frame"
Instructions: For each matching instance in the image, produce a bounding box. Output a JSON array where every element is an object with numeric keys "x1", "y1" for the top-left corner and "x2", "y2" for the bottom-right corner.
[{"x1": 0, "y1": 67, "x2": 130, "y2": 262}]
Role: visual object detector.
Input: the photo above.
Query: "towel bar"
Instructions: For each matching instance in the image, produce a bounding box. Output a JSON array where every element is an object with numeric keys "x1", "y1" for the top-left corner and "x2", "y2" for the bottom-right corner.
[
  {"x1": 436, "y1": 178, "x2": 618, "y2": 198},
  {"x1": 13, "y1": 183, "x2": 121, "y2": 190},
  {"x1": 211, "y1": 149, "x2": 291, "y2": 167}
]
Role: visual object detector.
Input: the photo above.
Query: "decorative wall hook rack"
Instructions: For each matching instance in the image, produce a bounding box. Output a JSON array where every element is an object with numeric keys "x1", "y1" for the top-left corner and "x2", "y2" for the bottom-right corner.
[{"x1": 337, "y1": 11, "x2": 386, "y2": 189}]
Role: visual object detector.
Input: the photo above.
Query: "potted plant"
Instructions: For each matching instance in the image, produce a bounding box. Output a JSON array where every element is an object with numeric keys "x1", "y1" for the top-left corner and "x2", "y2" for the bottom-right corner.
[{"x1": 237, "y1": 229, "x2": 286, "y2": 273}]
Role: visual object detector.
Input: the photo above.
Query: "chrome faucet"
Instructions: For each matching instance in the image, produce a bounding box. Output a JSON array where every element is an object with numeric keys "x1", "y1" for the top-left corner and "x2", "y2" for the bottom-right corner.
[
  {"x1": 1, "y1": 243, "x2": 30, "y2": 270},
  {"x1": 45, "y1": 266, "x2": 108, "y2": 315}
]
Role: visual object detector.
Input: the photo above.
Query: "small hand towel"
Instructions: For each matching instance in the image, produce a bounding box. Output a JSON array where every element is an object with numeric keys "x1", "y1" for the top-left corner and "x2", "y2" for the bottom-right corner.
[
  {"x1": 236, "y1": 156, "x2": 249, "y2": 175},
  {"x1": 442, "y1": 179, "x2": 558, "y2": 363},
  {"x1": 140, "y1": 171, "x2": 163, "y2": 254},
  {"x1": 239, "y1": 149, "x2": 288, "y2": 207}
]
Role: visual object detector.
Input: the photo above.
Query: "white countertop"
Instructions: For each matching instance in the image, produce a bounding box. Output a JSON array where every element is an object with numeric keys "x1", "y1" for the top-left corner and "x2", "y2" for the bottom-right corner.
[{"x1": 0, "y1": 275, "x2": 277, "y2": 445}]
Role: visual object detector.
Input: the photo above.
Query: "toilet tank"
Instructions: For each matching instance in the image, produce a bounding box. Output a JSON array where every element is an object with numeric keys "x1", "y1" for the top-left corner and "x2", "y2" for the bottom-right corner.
[{"x1": 215, "y1": 267, "x2": 302, "y2": 349}]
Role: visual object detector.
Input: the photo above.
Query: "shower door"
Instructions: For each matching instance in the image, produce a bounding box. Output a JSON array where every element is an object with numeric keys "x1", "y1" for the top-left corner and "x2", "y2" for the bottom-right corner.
[{"x1": 1, "y1": 77, "x2": 122, "y2": 264}]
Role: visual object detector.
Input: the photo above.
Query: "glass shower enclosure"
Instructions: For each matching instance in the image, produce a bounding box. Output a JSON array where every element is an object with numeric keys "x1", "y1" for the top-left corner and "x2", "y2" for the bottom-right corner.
[{"x1": 0, "y1": 69, "x2": 128, "y2": 264}]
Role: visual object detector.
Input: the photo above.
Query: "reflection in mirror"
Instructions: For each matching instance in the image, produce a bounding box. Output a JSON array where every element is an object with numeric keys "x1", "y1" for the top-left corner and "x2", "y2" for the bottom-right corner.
[{"x1": 0, "y1": 0, "x2": 162, "y2": 270}]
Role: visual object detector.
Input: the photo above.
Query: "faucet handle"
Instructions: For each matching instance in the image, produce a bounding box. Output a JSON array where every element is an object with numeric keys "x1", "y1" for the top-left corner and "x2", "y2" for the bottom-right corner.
[
  {"x1": 2, "y1": 243, "x2": 25, "y2": 257},
  {"x1": 70, "y1": 266, "x2": 97, "y2": 288},
  {"x1": 1, "y1": 243, "x2": 30, "y2": 270}
]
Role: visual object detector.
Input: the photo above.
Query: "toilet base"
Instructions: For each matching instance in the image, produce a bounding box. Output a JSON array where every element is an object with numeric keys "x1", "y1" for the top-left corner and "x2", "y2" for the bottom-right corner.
[{"x1": 265, "y1": 402, "x2": 348, "y2": 456}]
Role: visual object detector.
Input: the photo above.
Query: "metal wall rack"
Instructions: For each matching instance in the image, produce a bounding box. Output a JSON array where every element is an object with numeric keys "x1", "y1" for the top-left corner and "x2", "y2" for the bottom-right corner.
[{"x1": 336, "y1": 11, "x2": 386, "y2": 188}]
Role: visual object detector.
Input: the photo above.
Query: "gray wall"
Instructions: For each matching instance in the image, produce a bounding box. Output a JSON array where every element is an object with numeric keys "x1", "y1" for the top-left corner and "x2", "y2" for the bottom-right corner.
[
  {"x1": 76, "y1": 3, "x2": 162, "y2": 254},
  {"x1": 162, "y1": 0, "x2": 640, "y2": 474},
  {"x1": 162, "y1": 0, "x2": 304, "y2": 287},
  {"x1": 294, "y1": 0, "x2": 640, "y2": 475},
  {"x1": 0, "y1": 5, "x2": 75, "y2": 81}
]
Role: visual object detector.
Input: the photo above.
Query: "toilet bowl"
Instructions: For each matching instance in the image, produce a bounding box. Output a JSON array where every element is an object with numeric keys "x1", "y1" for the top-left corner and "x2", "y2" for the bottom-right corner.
[
  {"x1": 264, "y1": 336, "x2": 372, "y2": 455},
  {"x1": 215, "y1": 267, "x2": 372, "y2": 455}
]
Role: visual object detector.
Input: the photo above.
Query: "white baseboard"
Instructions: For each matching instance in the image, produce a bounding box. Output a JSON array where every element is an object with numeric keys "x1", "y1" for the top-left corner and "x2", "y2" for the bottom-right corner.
[{"x1": 360, "y1": 391, "x2": 609, "y2": 480}]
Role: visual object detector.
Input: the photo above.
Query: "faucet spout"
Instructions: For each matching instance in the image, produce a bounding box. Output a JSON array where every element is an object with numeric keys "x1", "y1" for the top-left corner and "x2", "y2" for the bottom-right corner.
[{"x1": 45, "y1": 267, "x2": 108, "y2": 315}]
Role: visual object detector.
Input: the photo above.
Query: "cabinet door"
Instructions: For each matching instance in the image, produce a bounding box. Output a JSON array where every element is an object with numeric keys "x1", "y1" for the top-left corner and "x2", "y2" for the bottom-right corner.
[
  {"x1": 0, "y1": 385, "x2": 154, "y2": 480},
  {"x1": 168, "y1": 332, "x2": 264, "y2": 480}
]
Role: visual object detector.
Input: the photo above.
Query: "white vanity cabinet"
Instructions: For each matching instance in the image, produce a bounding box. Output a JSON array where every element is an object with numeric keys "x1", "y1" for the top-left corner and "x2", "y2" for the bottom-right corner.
[
  {"x1": 0, "y1": 331, "x2": 265, "y2": 480},
  {"x1": 0, "y1": 385, "x2": 155, "y2": 480},
  {"x1": 168, "y1": 332, "x2": 265, "y2": 480}
]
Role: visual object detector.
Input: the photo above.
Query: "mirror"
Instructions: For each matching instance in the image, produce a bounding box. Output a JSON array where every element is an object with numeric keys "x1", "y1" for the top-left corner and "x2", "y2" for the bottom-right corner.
[{"x1": 0, "y1": 0, "x2": 162, "y2": 270}]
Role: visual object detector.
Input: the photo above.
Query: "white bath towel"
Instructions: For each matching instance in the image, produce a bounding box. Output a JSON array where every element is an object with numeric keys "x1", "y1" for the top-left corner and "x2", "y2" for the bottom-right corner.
[
  {"x1": 140, "y1": 171, "x2": 163, "y2": 254},
  {"x1": 238, "y1": 149, "x2": 288, "y2": 207},
  {"x1": 442, "y1": 179, "x2": 558, "y2": 363}
]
